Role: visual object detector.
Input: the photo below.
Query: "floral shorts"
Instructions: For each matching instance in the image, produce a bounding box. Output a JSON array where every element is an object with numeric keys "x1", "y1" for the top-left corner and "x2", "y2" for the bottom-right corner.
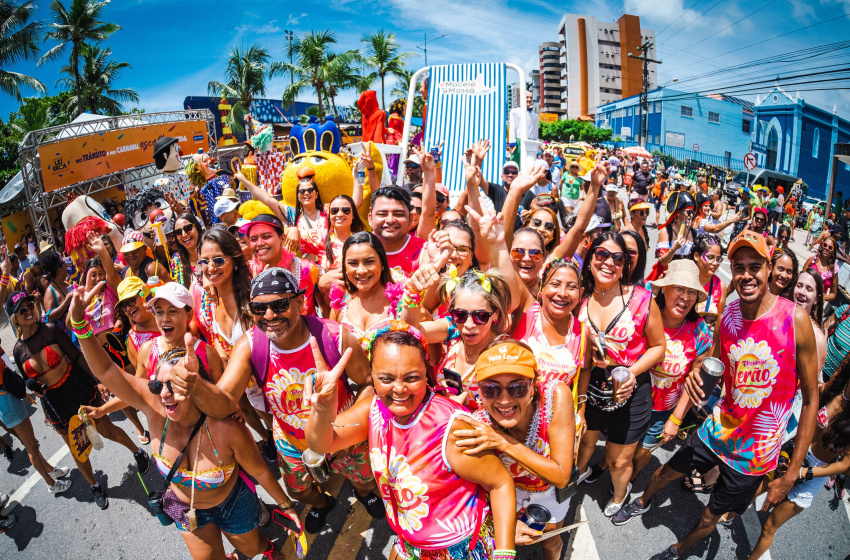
[{"x1": 277, "y1": 441, "x2": 373, "y2": 494}]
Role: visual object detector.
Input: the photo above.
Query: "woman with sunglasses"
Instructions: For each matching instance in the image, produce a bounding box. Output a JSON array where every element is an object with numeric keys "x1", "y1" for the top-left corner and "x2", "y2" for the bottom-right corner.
[
  {"x1": 321, "y1": 194, "x2": 366, "y2": 271},
  {"x1": 575, "y1": 233, "x2": 666, "y2": 517},
  {"x1": 67, "y1": 280, "x2": 300, "y2": 560},
  {"x1": 621, "y1": 230, "x2": 647, "y2": 286},
  {"x1": 655, "y1": 192, "x2": 697, "y2": 271},
  {"x1": 775, "y1": 224, "x2": 792, "y2": 253},
  {"x1": 522, "y1": 207, "x2": 560, "y2": 254},
  {"x1": 769, "y1": 248, "x2": 799, "y2": 300},
  {"x1": 692, "y1": 234, "x2": 727, "y2": 333},
  {"x1": 622, "y1": 200, "x2": 651, "y2": 251},
  {"x1": 454, "y1": 340, "x2": 577, "y2": 560},
  {"x1": 174, "y1": 213, "x2": 206, "y2": 278},
  {"x1": 804, "y1": 236, "x2": 840, "y2": 303},
  {"x1": 305, "y1": 324, "x2": 518, "y2": 560}
]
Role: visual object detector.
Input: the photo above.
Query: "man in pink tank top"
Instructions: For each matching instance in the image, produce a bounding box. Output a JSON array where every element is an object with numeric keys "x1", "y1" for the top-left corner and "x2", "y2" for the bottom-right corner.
[{"x1": 611, "y1": 231, "x2": 819, "y2": 560}]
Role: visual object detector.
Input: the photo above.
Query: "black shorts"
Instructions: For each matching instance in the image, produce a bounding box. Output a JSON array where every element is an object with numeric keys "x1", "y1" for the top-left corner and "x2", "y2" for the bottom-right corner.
[
  {"x1": 667, "y1": 432, "x2": 763, "y2": 515},
  {"x1": 768, "y1": 211, "x2": 781, "y2": 223},
  {"x1": 585, "y1": 372, "x2": 652, "y2": 445}
]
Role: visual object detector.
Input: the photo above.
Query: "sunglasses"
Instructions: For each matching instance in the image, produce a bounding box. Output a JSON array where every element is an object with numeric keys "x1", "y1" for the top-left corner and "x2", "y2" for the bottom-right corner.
[
  {"x1": 297, "y1": 187, "x2": 317, "y2": 196},
  {"x1": 249, "y1": 295, "x2": 300, "y2": 315},
  {"x1": 510, "y1": 247, "x2": 544, "y2": 262},
  {"x1": 148, "y1": 379, "x2": 172, "y2": 395},
  {"x1": 405, "y1": 163, "x2": 420, "y2": 169},
  {"x1": 702, "y1": 254, "x2": 724, "y2": 265},
  {"x1": 175, "y1": 224, "x2": 194, "y2": 236},
  {"x1": 530, "y1": 218, "x2": 555, "y2": 232},
  {"x1": 197, "y1": 257, "x2": 227, "y2": 269},
  {"x1": 15, "y1": 301, "x2": 34, "y2": 315},
  {"x1": 330, "y1": 206, "x2": 352, "y2": 215},
  {"x1": 478, "y1": 381, "x2": 531, "y2": 400},
  {"x1": 634, "y1": 210, "x2": 648, "y2": 217},
  {"x1": 436, "y1": 194, "x2": 447, "y2": 204},
  {"x1": 593, "y1": 247, "x2": 626, "y2": 266},
  {"x1": 450, "y1": 308, "x2": 494, "y2": 325},
  {"x1": 503, "y1": 170, "x2": 518, "y2": 176},
  {"x1": 411, "y1": 206, "x2": 422, "y2": 215}
]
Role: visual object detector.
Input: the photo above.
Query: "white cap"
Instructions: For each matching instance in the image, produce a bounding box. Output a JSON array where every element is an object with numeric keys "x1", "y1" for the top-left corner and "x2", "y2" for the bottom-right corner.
[
  {"x1": 534, "y1": 158, "x2": 550, "y2": 171},
  {"x1": 543, "y1": 149, "x2": 554, "y2": 156},
  {"x1": 214, "y1": 198, "x2": 238, "y2": 218},
  {"x1": 403, "y1": 154, "x2": 421, "y2": 165},
  {"x1": 605, "y1": 184, "x2": 620, "y2": 193},
  {"x1": 584, "y1": 214, "x2": 604, "y2": 233},
  {"x1": 148, "y1": 282, "x2": 193, "y2": 310},
  {"x1": 503, "y1": 161, "x2": 519, "y2": 172}
]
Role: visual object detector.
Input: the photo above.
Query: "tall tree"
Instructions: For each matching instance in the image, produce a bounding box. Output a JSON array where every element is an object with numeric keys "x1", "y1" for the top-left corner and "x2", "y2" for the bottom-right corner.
[
  {"x1": 360, "y1": 30, "x2": 414, "y2": 110},
  {"x1": 0, "y1": 0, "x2": 45, "y2": 101},
  {"x1": 324, "y1": 51, "x2": 362, "y2": 118},
  {"x1": 208, "y1": 44, "x2": 270, "y2": 136},
  {"x1": 390, "y1": 69, "x2": 424, "y2": 118},
  {"x1": 56, "y1": 43, "x2": 137, "y2": 115},
  {"x1": 271, "y1": 30, "x2": 358, "y2": 118},
  {"x1": 38, "y1": 0, "x2": 120, "y2": 117}
]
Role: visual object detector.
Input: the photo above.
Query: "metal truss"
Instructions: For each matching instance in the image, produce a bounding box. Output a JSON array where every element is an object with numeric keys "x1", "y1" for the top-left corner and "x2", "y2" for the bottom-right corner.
[{"x1": 18, "y1": 109, "x2": 217, "y2": 245}]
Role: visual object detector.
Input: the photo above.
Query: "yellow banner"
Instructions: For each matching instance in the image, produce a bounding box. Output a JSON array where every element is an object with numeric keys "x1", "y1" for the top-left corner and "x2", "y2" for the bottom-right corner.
[
  {"x1": 38, "y1": 120, "x2": 209, "y2": 192},
  {"x1": 539, "y1": 113, "x2": 560, "y2": 123}
]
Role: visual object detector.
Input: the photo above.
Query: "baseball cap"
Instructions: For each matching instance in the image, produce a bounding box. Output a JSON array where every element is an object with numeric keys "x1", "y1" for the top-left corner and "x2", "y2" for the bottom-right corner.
[
  {"x1": 239, "y1": 214, "x2": 284, "y2": 237},
  {"x1": 475, "y1": 341, "x2": 537, "y2": 382},
  {"x1": 584, "y1": 214, "x2": 604, "y2": 233},
  {"x1": 605, "y1": 184, "x2": 619, "y2": 193},
  {"x1": 228, "y1": 219, "x2": 250, "y2": 237},
  {"x1": 629, "y1": 200, "x2": 652, "y2": 212},
  {"x1": 120, "y1": 230, "x2": 146, "y2": 253},
  {"x1": 728, "y1": 230, "x2": 770, "y2": 260},
  {"x1": 403, "y1": 154, "x2": 421, "y2": 165},
  {"x1": 214, "y1": 198, "x2": 238, "y2": 218},
  {"x1": 435, "y1": 183, "x2": 449, "y2": 197},
  {"x1": 215, "y1": 187, "x2": 238, "y2": 201},
  {"x1": 4, "y1": 291, "x2": 34, "y2": 317},
  {"x1": 503, "y1": 161, "x2": 519, "y2": 172},
  {"x1": 148, "y1": 282, "x2": 193, "y2": 310},
  {"x1": 117, "y1": 276, "x2": 151, "y2": 304},
  {"x1": 543, "y1": 149, "x2": 554, "y2": 156}
]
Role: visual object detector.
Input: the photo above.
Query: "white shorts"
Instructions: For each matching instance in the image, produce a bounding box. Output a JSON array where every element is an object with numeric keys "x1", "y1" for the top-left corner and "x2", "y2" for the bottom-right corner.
[
  {"x1": 516, "y1": 485, "x2": 571, "y2": 524},
  {"x1": 786, "y1": 448, "x2": 829, "y2": 509},
  {"x1": 563, "y1": 198, "x2": 580, "y2": 209}
]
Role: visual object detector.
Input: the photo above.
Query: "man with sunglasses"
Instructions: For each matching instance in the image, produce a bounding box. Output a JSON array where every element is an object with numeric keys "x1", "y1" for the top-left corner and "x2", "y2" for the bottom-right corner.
[
  {"x1": 401, "y1": 153, "x2": 423, "y2": 190},
  {"x1": 168, "y1": 268, "x2": 382, "y2": 532}
]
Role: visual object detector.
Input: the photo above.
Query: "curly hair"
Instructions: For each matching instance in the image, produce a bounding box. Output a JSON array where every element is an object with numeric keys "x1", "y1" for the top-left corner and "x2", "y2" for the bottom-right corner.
[
  {"x1": 389, "y1": 99, "x2": 406, "y2": 115},
  {"x1": 523, "y1": 207, "x2": 560, "y2": 253},
  {"x1": 123, "y1": 187, "x2": 167, "y2": 230},
  {"x1": 38, "y1": 250, "x2": 63, "y2": 279}
]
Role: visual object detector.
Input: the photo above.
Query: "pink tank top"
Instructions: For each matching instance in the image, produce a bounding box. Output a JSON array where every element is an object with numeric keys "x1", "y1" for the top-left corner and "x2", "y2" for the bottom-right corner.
[
  {"x1": 698, "y1": 297, "x2": 798, "y2": 475},
  {"x1": 385, "y1": 235, "x2": 425, "y2": 283},
  {"x1": 511, "y1": 304, "x2": 586, "y2": 386},
  {"x1": 368, "y1": 393, "x2": 487, "y2": 550},
  {"x1": 649, "y1": 320, "x2": 711, "y2": 411},
  {"x1": 812, "y1": 259, "x2": 838, "y2": 290},
  {"x1": 700, "y1": 276, "x2": 724, "y2": 318},
  {"x1": 473, "y1": 381, "x2": 560, "y2": 492},
  {"x1": 578, "y1": 285, "x2": 652, "y2": 367},
  {"x1": 128, "y1": 328, "x2": 159, "y2": 356}
]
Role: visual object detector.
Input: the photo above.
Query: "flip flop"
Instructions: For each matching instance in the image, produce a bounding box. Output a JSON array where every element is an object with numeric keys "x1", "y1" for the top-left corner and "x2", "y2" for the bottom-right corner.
[{"x1": 137, "y1": 430, "x2": 150, "y2": 445}]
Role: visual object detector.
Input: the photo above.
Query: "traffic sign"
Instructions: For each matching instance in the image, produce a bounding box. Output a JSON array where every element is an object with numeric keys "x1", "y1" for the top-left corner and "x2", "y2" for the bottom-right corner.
[
  {"x1": 744, "y1": 152, "x2": 757, "y2": 170},
  {"x1": 693, "y1": 144, "x2": 699, "y2": 152}
]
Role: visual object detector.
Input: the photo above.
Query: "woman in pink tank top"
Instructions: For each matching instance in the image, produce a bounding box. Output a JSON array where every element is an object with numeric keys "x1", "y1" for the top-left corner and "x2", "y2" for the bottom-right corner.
[
  {"x1": 458, "y1": 340, "x2": 577, "y2": 560},
  {"x1": 803, "y1": 236, "x2": 839, "y2": 303},
  {"x1": 304, "y1": 325, "x2": 517, "y2": 560}
]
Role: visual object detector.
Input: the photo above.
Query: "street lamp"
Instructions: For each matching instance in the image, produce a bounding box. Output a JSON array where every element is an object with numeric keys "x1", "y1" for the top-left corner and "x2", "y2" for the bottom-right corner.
[
  {"x1": 416, "y1": 33, "x2": 447, "y2": 67},
  {"x1": 284, "y1": 30, "x2": 295, "y2": 86}
]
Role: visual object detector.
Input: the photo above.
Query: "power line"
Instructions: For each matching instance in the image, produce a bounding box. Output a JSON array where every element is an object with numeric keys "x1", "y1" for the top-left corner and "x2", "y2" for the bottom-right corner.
[
  {"x1": 655, "y1": 0, "x2": 706, "y2": 39},
  {"x1": 659, "y1": 0, "x2": 729, "y2": 45},
  {"x1": 672, "y1": 0, "x2": 779, "y2": 54}
]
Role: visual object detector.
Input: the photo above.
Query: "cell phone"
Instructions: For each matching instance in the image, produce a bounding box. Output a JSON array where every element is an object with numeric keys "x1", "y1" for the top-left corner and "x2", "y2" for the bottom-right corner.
[
  {"x1": 442, "y1": 369, "x2": 463, "y2": 396},
  {"x1": 272, "y1": 508, "x2": 301, "y2": 535},
  {"x1": 430, "y1": 147, "x2": 441, "y2": 164}
]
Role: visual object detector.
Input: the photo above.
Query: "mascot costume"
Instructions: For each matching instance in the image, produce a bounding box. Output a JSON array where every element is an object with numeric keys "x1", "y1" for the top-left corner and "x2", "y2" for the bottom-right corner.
[
  {"x1": 280, "y1": 117, "x2": 382, "y2": 229},
  {"x1": 62, "y1": 193, "x2": 125, "y2": 282},
  {"x1": 185, "y1": 151, "x2": 231, "y2": 227},
  {"x1": 244, "y1": 122, "x2": 285, "y2": 195},
  {"x1": 152, "y1": 136, "x2": 194, "y2": 202}
]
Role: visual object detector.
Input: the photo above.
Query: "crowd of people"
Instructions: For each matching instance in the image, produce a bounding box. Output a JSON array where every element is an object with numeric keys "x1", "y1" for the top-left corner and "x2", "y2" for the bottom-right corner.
[{"x1": 0, "y1": 136, "x2": 848, "y2": 560}]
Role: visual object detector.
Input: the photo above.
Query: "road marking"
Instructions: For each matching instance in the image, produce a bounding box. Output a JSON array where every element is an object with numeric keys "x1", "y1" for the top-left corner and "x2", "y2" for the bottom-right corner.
[
  {"x1": 568, "y1": 505, "x2": 600, "y2": 560},
  {"x1": 741, "y1": 496, "x2": 771, "y2": 560},
  {"x1": 843, "y1": 493, "x2": 850, "y2": 525},
  {"x1": 1, "y1": 445, "x2": 70, "y2": 515}
]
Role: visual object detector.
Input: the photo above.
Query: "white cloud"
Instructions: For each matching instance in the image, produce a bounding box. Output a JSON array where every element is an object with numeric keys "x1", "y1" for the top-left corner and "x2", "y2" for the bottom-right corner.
[
  {"x1": 285, "y1": 13, "x2": 308, "y2": 26},
  {"x1": 256, "y1": 20, "x2": 283, "y2": 34}
]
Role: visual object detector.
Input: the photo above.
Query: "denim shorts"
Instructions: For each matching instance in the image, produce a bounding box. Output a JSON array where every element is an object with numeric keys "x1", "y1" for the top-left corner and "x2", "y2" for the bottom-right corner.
[
  {"x1": 641, "y1": 409, "x2": 674, "y2": 449},
  {"x1": 166, "y1": 473, "x2": 261, "y2": 534},
  {"x1": 786, "y1": 449, "x2": 829, "y2": 510}
]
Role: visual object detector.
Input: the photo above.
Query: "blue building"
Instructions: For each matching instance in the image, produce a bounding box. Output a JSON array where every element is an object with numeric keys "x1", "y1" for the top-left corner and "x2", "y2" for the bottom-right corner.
[
  {"x1": 751, "y1": 87, "x2": 850, "y2": 199},
  {"x1": 595, "y1": 88, "x2": 755, "y2": 170}
]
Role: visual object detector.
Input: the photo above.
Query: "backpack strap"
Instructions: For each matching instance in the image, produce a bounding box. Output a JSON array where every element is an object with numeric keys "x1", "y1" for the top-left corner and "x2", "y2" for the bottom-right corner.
[
  {"x1": 304, "y1": 316, "x2": 341, "y2": 368},
  {"x1": 250, "y1": 327, "x2": 271, "y2": 386}
]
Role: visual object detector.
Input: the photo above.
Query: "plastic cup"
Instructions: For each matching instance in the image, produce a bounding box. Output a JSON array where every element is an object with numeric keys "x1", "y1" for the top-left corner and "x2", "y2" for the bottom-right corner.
[
  {"x1": 302, "y1": 448, "x2": 332, "y2": 484},
  {"x1": 611, "y1": 366, "x2": 631, "y2": 403}
]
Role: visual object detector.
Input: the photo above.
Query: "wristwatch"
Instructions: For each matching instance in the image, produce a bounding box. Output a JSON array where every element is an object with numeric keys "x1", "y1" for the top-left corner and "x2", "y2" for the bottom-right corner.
[{"x1": 804, "y1": 466, "x2": 814, "y2": 481}]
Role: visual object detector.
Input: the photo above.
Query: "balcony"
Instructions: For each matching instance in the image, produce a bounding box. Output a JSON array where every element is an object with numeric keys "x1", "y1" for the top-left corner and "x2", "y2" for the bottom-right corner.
[
  {"x1": 560, "y1": 102, "x2": 570, "y2": 110},
  {"x1": 560, "y1": 79, "x2": 568, "y2": 87}
]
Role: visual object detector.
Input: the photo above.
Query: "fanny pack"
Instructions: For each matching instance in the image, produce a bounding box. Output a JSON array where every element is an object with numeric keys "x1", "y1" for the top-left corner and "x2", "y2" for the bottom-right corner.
[{"x1": 587, "y1": 365, "x2": 628, "y2": 412}]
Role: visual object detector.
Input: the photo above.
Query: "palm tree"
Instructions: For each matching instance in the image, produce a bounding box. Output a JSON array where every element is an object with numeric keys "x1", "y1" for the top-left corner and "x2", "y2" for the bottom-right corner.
[
  {"x1": 9, "y1": 99, "x2": 59, "y2": 141},
  {"x1": 56, "y1": 42, "x2": 137, "y2": 115},
  {"x1": 0, "y1": 0, "x2": 45, "y2": 101},
  {"x1": 208, "y1": 44, "x2": 270, "y2": 136},
  {"x1": 360, "y1": 30, "x2": 414, "y2": 110},
  {"x1": 390, "y1": 69, "x2": 425, "y2": 118},
  {"x1": 324, "y1": 52, "x2": 362, "y2": 118},
  {"x1": 271, "y1": 30, "x2": 358, "y2": 118},
  {"x1": 38, "y1": 0, "x2": 120, "y2": 117}
]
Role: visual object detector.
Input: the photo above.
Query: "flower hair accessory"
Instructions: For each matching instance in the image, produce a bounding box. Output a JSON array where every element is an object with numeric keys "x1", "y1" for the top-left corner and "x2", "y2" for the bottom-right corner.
[
  {"x1": 444, "y1": 264, "x2": 459, "y2": 295},
  {"x1": 364, "y1": 320, "x2": 429, "y2": 361},
  {"x1": 473, "y1": 270, "x2": 491, "y2": 293}
]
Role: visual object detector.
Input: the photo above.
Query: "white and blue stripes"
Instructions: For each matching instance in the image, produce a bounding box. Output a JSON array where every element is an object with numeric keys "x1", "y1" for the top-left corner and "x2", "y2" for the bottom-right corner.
[{"x1": 424, "y1": 63, "x2": 508, "y2": 195}]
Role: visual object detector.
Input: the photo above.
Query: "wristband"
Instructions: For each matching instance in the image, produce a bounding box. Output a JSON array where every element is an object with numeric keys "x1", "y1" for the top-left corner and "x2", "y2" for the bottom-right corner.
[
  {"x1": 576, "y1": 395, "x2": 588, "y2": 405},
  {"x1": 278, "y1": 501, "x2": 293, "y2": 510},
  {"x1": 70, "y1": 317, "x2": 88, "y2": 328},
  {"x1": 493, "y1": 550, "x2": 516, "y2": 560},
  {"x1": 668, "y1": 415, "x2": 683, "y2": 427},
  {"x1": 0, "y1": 275, "x2": 9, "y2": 287},
  {"x1": 75, "y1": 327, "x2": 94, "y2": 339}
]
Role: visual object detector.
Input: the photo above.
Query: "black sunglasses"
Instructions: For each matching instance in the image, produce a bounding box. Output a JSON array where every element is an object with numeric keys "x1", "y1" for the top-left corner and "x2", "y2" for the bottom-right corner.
[
  {"x1": 405, "y1": 163, "x2": 420, "y2": 169},
  {"x1": 503, "y1": 169, "x2": 518, "y2": 176},
  {"x1": 330, "y1": 206, "x2": 352, "y2": 215},
  {"x1": 634, "y1": 210, "x2": 648, "y2": 217},
  {"x1": 436, "y1": 195, "x2": 447, "y2": 204},
  {"x1": 478, "y1": 381, "x2": 531, "y2": 400},
  {"x1": 450, "y1": 308, "x2": 493, "y2": 325},
  {"x1": 197, "y1": 257, "x2": 227, "y2": 268},
  {"x1": 175, "y1": 224, "x2": 194, "y2": 236},
  {"x1": 530, "y1": 218, "x2": 555, "y2": 232},
  {"x1": 249, "y1": 295, "x2": 301, "y2": 315},
  {"x1": 297, "y1": 187, "x2": 317, "y2": 195},
  {"x1": 411, "y1": 206, "x2": 422, "y2": 215},
  {"x1": 593, "y1": 247, "x2": 626, "y2": 265},
  {"x1": 148, "y1": 379, "x2": 172, "y2": 395}
]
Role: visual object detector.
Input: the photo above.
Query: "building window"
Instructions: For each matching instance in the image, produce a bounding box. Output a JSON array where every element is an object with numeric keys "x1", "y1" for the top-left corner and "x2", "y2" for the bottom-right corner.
[
  {"x1": 708, "y1": 111, "x2": 720, "y2": 124},
  {"x1": 654, "y1": 102, "x2": 660, "y2": 113},
  {"x1": 742, "y1": 119, "x2": 751, "y2": 133},
  {"x1": 812, "y1": 128, "x2": 820, "y2": 159},
  {"x1": 681, "y1": 105, "x2": 693, "y2": 118}
]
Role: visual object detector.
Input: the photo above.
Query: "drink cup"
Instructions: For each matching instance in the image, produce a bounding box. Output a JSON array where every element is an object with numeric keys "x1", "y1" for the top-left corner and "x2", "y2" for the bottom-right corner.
[
  {"x1": 147, "y1": 491, "x2": 174, "y2": 526},
  {"x1": 519, "y1": 504, "x2": 551, "y2": 531},
  {"x1": 697, "y1": 357, "x2": 725, "y2": 399},
  {"x1": 611, "y1": 366, "x2": 631, "y2": 403},
  {"x1": 302, "y1": 448, "x2": 332, "y2": 484}
]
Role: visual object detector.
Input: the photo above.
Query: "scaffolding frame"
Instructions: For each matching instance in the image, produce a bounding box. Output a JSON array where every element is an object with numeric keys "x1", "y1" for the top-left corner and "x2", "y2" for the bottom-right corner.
[{"x1": 18, "y1": 109, "x2": 217, "y2": 244}]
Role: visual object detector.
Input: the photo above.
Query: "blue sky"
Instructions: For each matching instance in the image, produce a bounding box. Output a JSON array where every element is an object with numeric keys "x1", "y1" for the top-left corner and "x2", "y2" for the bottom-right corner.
[{"x1": 1, "y1": 0, "x2": 849, "y2": 119}]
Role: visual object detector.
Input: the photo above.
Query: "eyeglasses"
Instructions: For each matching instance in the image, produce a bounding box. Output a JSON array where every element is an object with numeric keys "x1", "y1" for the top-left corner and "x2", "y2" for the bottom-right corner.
[
  {"x1": 405, "y1": 163, "x2": 420, "y2": 169},
  {"x1": 249, "y1": 295, "x2": 300, "y2": 315},
  {"x1": 175, "y1": 224, "x2": 194, "y2": 236},
  {"x1": 411, "y1": 206, "x2": 422, "y2": 215},
  {"x1": 510, "y1": 248, "x2": 544, "y2": 262},
  {"x1": 593, "y1": 247, "x2": 626, "y2": 266},
  {"x1": 478, "y1": 381, "x2": 531, "y2": 400},
  {"x1": 530, "y1": 218, "x2": 555, "y2": 232},
  {"x1": 669, "y1": 286, "x2": 700, "y2": 300},
  {"x1": 702, "y1": 254, "x2": 724, "y2": 265},
  {"x1": 436, "y1": 194, "x2": 447, "y2": 204},
  {"x1": 15, "y1": 301, "x2": 34, "y2": 315},
  {"x1": 449, "y1": 244, "x2": 471, "y2": 257},
  {"x1": 330, "y1": 206, "x2": 352, "y2": 215},
  {"x1": 449, "y1": 308, "x2": 494, "y2": 325},
  {"x1": 197, "y1": 257, "x2": 227, "y2": 269},
  {"x1": 297, "y1": 187, "x2": 317, "y2": 196},
  {"x1": 148, "y1": 379, "x2": 172, "y2": 395}
]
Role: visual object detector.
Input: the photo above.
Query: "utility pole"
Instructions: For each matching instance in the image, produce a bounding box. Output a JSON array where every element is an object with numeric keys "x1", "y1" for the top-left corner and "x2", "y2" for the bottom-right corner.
[
  {"x1": 284, "y1": 30, "x2": 295, "y2": 86},
  {"x1": 628, "y1": 40, "x2": 661, "y2": 148},
  {"x1": 416, "y1": 33, "x2": 447, "y2": 67}
]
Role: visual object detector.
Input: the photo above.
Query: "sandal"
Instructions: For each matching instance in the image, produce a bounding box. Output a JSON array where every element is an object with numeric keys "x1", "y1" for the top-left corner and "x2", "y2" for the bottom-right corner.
[
  {"x1": 137, "y1": 430, "x2": 150, "y2": 445},
  {"x1": 683, "y1": 469, "x2": 715, "y2": 494}
]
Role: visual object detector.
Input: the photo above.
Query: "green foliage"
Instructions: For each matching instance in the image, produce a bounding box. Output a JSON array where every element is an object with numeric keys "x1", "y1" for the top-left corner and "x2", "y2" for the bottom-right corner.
[
  {"x1": 390, "y1": 69, "x2": 424, "y2": 118},
  {"x1": 208, "y1": 44, "x2": 271, "y2": 135},
  {"x1": 539, "y1": 119, "x2": 612, "y2": 143},
  {"x1": 0, "y1": 0, "x2": 46, "y2": 101},
  {"x1": 56, "y1": 42, "x2": 137, "y2": 115},
  {"x1": 359, "y1": 29, "x2": 414, "y2": 110}
]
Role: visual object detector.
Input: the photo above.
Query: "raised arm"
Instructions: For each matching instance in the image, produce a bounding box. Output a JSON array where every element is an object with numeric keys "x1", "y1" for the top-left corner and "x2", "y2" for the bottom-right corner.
[
  {"x1": 502, "y1": 168, "x2": 546, "y2": 252},
  {"x1": 86, "y1": 232, "x2": 120, "y2": 290},
  {"x1": 414, "y1": 145, "x2": 438, "y2": 240},
  {"x1": 233, "y1": 171, "x2": 288, "y2": 226},
  {"x1": 550, "y1": 154, "x2": 609, "y2": 261},
  {"x1": 465, "y1": 206, "x2": 521, "y2": 313}
]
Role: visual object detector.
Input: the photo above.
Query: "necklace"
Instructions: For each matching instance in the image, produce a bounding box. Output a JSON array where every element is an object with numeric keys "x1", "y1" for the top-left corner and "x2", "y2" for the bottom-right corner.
[
  {"x1": 594, "y1": 286, "x2": 616, "y2": 296},
  {"x1": 200, "y1": 292, "x2": 233, "y2": 353}
]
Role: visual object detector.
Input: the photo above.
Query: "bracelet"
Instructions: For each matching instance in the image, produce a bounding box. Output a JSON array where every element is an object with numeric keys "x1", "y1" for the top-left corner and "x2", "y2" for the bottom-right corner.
[
  {"x1": 668, "y1": 415, "x2": 683, "y2": 426},
  {"x1": 493, "y1": 550, "x2": 516, "y2": 560},
  {"x1": 75, "y1": 326, "x2": 94, "y2": 339},
  {"x1": 278, "y1": 501, "x2": 293, "y2": 510},
  {"x1": 400, "y1": 293, "x2": 422, "y2": 309},
  {"x1": 576, "y1": 395, "x2": 588, "y2": 405},
  {"x1": 0, "y1": 276, "x2": 9, "y2": 287},
  {"x1": 70, "y1": 317, "x2": 88, "y2": 328}
]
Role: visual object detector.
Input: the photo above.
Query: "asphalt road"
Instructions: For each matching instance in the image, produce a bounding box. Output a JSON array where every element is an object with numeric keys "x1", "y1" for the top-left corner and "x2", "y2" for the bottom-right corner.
[{"x1": 2, "y1": 201, "x2": 849, "y2": 560}]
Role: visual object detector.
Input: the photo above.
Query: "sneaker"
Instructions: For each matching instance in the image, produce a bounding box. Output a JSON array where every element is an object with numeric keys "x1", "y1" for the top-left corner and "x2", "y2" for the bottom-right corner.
[
  {"x1": 612, "y1": 497, "x2": 650, "y2": 525},
  {"x1": 581, "y1": 463, "x2": 608, "y2": 484},
  {"x1": 263, "y1": 438, "x2": 277, "y2": 462},
  {"x1": 0, "y1": 492, "x2": 8, "y2": 509},
  {"x1": 835, "y1": 474, "x2": 846, "y2": 499},
  {"x1": 258, "y1": 501, "x2": 270, "y2": 526},
  {"x1": 0, "y1": 514, "x2": 17, "y2": 533},
  {"x1": 134, "y1": 450, "x2": 150, "y2": 475},
  {"x1": 649, "y1": 545, "x2": 680, "y2": 560},
  {"x1": 304, "y1": 495, "x2": 336, "y2": 534},
  {"x1": 2, "y1": 445, "x2": 12, "y2": 461},
  {"x1": 610, "y1": 482, "x2": 632, "y2": 497},
  {"x1": 49, "y1": 466, "x2": 70, "y2": 480},
  {"x1": 604, "y1": 496, "x2": 627, "y2": 517},
  {"x1": 91, "y1": 485, "x2": 109, "y2": 510},
  {"x1": 48, "y1": 479, "x2": 72, "y2": 495},
  {"x1": 355, "y1": 492, "x2": 386, "y2": 518}
]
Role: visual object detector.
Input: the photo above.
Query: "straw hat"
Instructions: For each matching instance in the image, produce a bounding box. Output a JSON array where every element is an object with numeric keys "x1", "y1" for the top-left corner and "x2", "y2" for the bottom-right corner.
[{"x1": 649, "y1": 260, "x2": 708, "y2": 303}]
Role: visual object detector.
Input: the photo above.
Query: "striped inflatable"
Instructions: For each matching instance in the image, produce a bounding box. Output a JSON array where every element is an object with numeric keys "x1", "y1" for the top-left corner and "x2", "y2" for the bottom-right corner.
[{"x1": 424, "y1": 63, "x2": 508, "y2": 195}]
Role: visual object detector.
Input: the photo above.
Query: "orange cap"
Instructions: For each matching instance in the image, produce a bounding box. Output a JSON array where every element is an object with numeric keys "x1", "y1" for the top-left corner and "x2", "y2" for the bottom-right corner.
[
  {"x1": 475, "y1": 342, "x2": 537, "y2": 382},
  {"x1": 296, "y1": 166, "x2": 316, "y2": 179},
  {"x1": 728, "y1": 230, "x2": 770, "y2": 260}
]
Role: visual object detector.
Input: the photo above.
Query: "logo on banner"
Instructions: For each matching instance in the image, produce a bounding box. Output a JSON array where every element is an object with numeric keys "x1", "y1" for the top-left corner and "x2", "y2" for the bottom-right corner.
[{"x1": 438, "y1": 73, "x2": 497, "y2": 96}]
